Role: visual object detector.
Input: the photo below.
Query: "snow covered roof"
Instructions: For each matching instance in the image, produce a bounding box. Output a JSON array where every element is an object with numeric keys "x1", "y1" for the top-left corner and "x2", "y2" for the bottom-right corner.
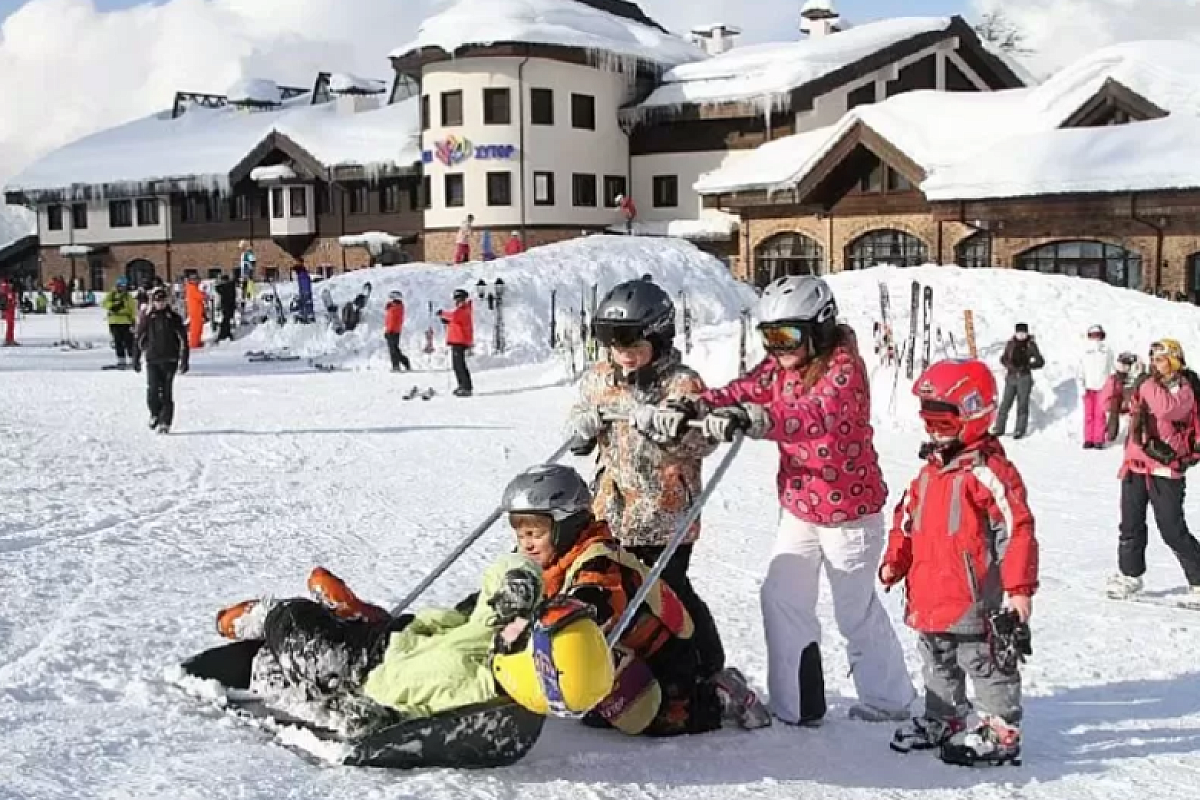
[
  {"x1": 249, "y1": 164, "x2": 298, "y2": 182},
  {"x1": 226, "y1": 78, "x2": 282, "y2": 106},
  {"x1": 0, "y1": 206, "x2": 35, "y2": 251},
  {"x1": 5, "y1": 95, "x2": 421, "y2": 199},
  {"x1": 389, "y1": 0, "x2": 702, "y2": 70},
  {"x1": 924, "y1": 115, "x2": 1200, "y2": 201},
  {"x1": 801, "y1": 0, "x2": 838, "y2": 16},
  {"x1": 695, "y1": 39, "x2": 1200, "y2": 197},
  {"x1": 636, "y1": 17, "x2": 952, "y2": 112},
  {"x1": 329, "y1": 73, "x2": 387, "y2": 95}
]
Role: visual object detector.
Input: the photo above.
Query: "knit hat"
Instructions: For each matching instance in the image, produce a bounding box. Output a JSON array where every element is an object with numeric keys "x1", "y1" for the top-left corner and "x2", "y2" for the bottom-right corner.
[{"x1": 1015, "y1": 323, "x2": 1029, "y2": 334}]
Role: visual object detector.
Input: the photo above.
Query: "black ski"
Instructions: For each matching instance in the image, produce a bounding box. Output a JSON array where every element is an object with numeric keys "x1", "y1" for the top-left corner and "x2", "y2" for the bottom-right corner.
[
  {"x1": 920, "y1": 285, "x2": 933, "y2": 373},
  {"x1": 403, "y1": 386, "x2": 436, "y2": 401},
  {"x1": 905, "y1": 281, "x2": 919, "y2": 380}
]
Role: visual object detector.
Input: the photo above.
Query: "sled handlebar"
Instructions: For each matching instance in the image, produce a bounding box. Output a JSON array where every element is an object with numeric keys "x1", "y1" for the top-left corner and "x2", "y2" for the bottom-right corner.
[
  {"x1": 599, "y1": 411, "x2": 706, "y2": 430},
  {"x1": 389, "y1": 436, "x2": 576, "y2": 616}
]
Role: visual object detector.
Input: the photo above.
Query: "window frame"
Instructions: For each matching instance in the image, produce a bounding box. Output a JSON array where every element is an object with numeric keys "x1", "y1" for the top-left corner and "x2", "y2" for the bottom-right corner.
[
  {"x1": 108, "y1": 199, "x2": 133, "y2": 228},
  {"x1": 530, "y1": 87, "x2": 554, "y2": 125},
  {"x1": 571, "y1": 93, "x2": 596, "y2": 130},
  {"x1": 444, "y1": 174, "x2": 466, "y2": 208},
  {"x1": 136, "y1": 198, "x2": 160, "y2": 226},
  {"x1": 533, "y1": 171, "x2": 555, "y2": 206},
  {"x1": 441, "y1": 90, "x2": 464, "y2": 127},
  {"x1": 71, "y1": 203, "x2": 88, "y2": 230},
  {"x1": 483, "y1": 87, "x2": 512, "y2": 125},
  {"x1": 572, "y1": 173, "x2": 598, "y2": 208},
  {"x1": 652, "y1": 175, "x2": 679, "y2": 208},
  {"x1": 486, "y1": 171, "x2": 513, "y2": 207},
  {"x1": 47, "y1": 204, "x2": 63, "y2": 231}
]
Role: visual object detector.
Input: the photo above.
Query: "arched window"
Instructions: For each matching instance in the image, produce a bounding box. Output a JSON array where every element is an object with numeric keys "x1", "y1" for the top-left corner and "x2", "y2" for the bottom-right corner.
[
  {"x1": 845, "y1": 229, "x2": 928, "y2": 270},
  {"x1": 125, "y1": 258, "x2": 156, "y2": 288},
  {"x1": 753, "y1": 232, "x2": 825, "y2": 288},
  {"x1": 955, "y1": 232, "x2": 991, "y2": 269},
  {"x1": 1015, "y1": 241, "x2": 1141, "y2": 290}
]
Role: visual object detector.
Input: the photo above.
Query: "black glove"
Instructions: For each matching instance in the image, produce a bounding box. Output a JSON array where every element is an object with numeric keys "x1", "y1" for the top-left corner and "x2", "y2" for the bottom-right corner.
[
  {"x1": 569, "y1": 434, "x2": 598, "y2": 457},
  {"x1": 488, "y1": 569, "x2": 541, "y2": 626},
  {"x1": 987, "y1": 609, "x2": 1032, "y2": 675}
]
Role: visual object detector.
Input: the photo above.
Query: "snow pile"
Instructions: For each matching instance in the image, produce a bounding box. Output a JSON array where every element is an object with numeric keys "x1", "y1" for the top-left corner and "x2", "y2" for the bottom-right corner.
[
  {"x1": 339, "y1": 231, "x2": 401, "y2": 254},
  {"x1": 0, "y1": 205, "x2": 35, "y2": 249},
  {"x1": 610, "y1": 210, "x2": 740, "y2": 240},
  {"x1": 328, "y1": 73, "x2": 388, "y2": 95},
  {"x1": 391, "y1": 0, "x2": 702, "y2": 69},
  {"x1": 249, "y1": 164, "x2": 298, "y2": 182},
  {"x1": 924, "y1": 115, "x2": 1200, "y2": 200},
  {"x1": 636, "y1": 17, "x2": 951, "y2": 112},
  {"x1": 241, "y1": 235, "x2": 756, "y2": 372},
  {"x1": 695, "y1": 39, "x2": 1200, "y2": 196},
  {"x1": 227, "y1": 78, "x2": 283, "y2": 106},
  {"x1": 5, "y1": 96, "x2": 421, "y2": 197},
  {"x1": 810, "y1": 264, "x2": 1200, "y2": 441}
]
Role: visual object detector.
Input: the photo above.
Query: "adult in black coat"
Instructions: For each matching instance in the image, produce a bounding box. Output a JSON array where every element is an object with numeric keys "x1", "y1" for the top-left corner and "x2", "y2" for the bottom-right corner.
[
  {"x1": 134, "y1": 287, "x2": 190, "y2": 433},
  {"x1": 214, "y1": 275, "x2": 238, "y2": 342},
  {"x1": 994, "y1": 322, "x2": 1046, "y2": 439}
]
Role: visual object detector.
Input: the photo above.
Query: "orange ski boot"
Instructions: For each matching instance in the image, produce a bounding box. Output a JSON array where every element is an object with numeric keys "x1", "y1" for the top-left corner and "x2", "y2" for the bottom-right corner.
[
  {"x1": 216, "y1": 599, "x2": 262, "y2": 640},
  {"x1": 307, "y1": 567, "x2": 388, "y2": 623}
]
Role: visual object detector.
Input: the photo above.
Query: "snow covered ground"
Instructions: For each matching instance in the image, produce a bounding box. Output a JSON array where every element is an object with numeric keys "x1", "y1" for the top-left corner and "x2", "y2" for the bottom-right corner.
[{"x1": 3, "y1": 255, "x2": 1200, "y2": 799}]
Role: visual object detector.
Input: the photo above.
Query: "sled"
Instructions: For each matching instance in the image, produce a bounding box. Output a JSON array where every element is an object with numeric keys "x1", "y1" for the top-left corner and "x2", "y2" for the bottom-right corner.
[{"x1": 178, "y1": 639, "x2": 545, "y2": 770}]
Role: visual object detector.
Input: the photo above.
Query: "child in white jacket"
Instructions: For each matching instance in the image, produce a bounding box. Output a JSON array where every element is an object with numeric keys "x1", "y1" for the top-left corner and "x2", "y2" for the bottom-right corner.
[{"x1": 1079, "y1": 324, "x2": 1114, "y2": 449}]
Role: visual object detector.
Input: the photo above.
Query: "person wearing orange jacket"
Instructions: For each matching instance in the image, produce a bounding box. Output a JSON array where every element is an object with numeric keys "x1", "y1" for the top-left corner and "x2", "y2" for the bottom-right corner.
[
  {"x1": 384, "y1": 290, "x2": 411, "y2": 372},
  {"x1": 184, "y1": 274, "x2": 205, "y2": 349},
  {"x1": 437, "y1": 288, "x2": 474, "y2": 397}
]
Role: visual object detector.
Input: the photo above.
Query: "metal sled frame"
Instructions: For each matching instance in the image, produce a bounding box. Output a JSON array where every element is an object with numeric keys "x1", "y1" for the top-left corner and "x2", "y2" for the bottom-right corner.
[{"x1": 180, "y1": 640, "x2": 544, "y2": 770}]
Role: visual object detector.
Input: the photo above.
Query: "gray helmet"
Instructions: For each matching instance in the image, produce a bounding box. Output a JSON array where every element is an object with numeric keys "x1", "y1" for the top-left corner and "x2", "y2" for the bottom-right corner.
[
  {"x1": 592, "y1": 279, "x2": 675, "y2": 352},
  {"x1": 757, "y1": 275, "x2": 839, "y2": 353},
  {"x1": 502, "y1": 464, "x2": 593, "y2": 551}
]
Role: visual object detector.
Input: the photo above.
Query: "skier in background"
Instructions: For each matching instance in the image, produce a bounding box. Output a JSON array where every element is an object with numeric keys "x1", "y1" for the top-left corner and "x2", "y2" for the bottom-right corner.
[
  {"x1": 438, "y1": 289, "x2": 474, "y2": 397},
  {"x1": 993, "y1": 323, "x2": 1045, "y2": 439},
  {"x1": 616, "y1": 194, "x2": 637, "y2": 235},
  {"x1": 1079, "y1": 324, "x2": 1114, "y2": 449},
  {"x1": 454, "y1": 214, "x2": 474, "y2": 265},
  {"x1": 883, "y1": 358, "x2": 1037, "y2": 767},
  {"x1": 698, "y1": 275, "x2": 915, "y2": 727},
  {"x1": 1104, "y1": 352, "x2": 1145, "y2": 443},
  {"x1": 567, "y1": 278, "x2": 726, "y2": 683},
  {"x1": 294, "y1": 262, "x2": 314, "y2": 323},
  {"x1": 384, "y1": 290, "x2": 411, "y2": 372},
  {"x1": 481, "y1": 230, "x2": 496, "y2": 262},
  {"x1": 102, "y1": 276, "x2": 137, "y2": 369},
  {"x1": 133, "y1": 287, "x2": 189, "y2": 434},
  {"x1": 215, "y1": 274, "x2": 238, "y2": 342},
  {"x1": 184, "y1": 274, "x2": 206, "y2": 349},
  {"x1": 504, "y1": 231, "x2": 524, "y2": 257}
]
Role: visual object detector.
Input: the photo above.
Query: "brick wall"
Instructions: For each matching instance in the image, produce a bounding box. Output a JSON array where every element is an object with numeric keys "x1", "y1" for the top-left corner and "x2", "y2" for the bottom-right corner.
[{"x1": 422, "y1": 228, "x2": 595, "y2": 264}]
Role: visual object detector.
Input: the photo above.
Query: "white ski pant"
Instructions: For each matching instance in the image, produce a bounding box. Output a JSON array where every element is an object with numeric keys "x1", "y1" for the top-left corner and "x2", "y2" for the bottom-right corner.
[{"x1": 762, "y1": 510, "x2": 915, "y2": 723}]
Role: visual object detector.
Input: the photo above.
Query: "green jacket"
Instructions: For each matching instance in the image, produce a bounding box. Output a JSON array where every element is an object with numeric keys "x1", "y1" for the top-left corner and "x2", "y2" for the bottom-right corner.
[
  {"x1": 361, "y1": 553, "x2": 541, "y2": 718},
  {"x1": 103, "y1": 291, "x2": 137, "y2": 325}
]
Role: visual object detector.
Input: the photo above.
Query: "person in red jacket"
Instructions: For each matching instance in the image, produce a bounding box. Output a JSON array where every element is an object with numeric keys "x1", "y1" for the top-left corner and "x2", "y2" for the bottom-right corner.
[
  {"x1": 504, "y1": 231, "x2": 524, "y2": 257},
  {"x1": 383, "y1": 290, "x2": 411, "y2": 372},
  {"x1": 437, "y1": 288, "x2": 474, "y2": 397},
  {"x1": 881, "y1": 358, "x2": 1038, "y2": 768}
]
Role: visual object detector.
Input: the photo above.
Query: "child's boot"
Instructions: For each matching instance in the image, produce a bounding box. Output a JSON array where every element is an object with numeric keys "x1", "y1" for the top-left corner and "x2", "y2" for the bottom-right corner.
[
  {"x1": 939, "y1": 716, "x2": 1022, "y2": 767},
  {"x1": 891, "y1": 715, "x2": 964, "y2": 753},
  {"x1": 307, "y1": 567, "x2": 388, "y2": 623}
]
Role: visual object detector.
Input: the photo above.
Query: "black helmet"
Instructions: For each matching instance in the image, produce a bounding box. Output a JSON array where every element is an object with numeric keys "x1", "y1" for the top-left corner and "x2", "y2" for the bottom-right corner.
[
  {"x1": 453, "y1": 288, "x2": 469, "y2": 302},
  {"x1": 592, "y1": 279, "x2": 675, "y2": 355},
  {"x1": 501, "y1": 464, "x2": 593, "y2": 553}
]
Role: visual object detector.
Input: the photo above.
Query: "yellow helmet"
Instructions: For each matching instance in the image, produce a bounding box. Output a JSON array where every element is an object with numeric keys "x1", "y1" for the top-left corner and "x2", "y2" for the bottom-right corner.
[
  {"x1": 1151, "y1": 339, "x2": 1186, "y2": 373},
  {"x1": 492, "y1": 597, "x2": 615, "y2": 717}
]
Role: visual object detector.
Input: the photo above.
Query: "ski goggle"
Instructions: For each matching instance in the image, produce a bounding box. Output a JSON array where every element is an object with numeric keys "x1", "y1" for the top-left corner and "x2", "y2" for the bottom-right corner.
[
  {"x1": 758, "y1": 324, "x2": 806, "y2": 352},
  {"x1": 919, "y1": 399, "x2": 961, "y2": 436},
  {"x1": 593, "y1": 324, "x2": 645, "y2": 348}
]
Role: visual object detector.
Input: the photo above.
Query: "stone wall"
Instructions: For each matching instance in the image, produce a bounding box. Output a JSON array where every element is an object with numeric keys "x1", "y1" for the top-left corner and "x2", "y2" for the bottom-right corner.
[{"x1": 422, "y1": 227, "x2": 599, "y2": 264}]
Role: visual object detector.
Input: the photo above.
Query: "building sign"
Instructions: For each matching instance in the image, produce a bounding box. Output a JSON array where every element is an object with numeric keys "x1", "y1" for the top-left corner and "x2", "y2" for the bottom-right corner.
[{"x1": 423, "y1": 136, "x2": 517, "y2": 166}]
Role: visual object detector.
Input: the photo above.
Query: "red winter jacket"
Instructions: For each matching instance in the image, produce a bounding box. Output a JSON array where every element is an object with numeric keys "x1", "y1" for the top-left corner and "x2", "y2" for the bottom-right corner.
[
  {"x1": 883, "y1": 437, "x2": 1038, "y2": 635},
  {"x1": 438, "y1": 301, "x2": 473, "y2": 347},
  {"x1": 384, "y1": 300, "x2": 405, "y2": 335}
]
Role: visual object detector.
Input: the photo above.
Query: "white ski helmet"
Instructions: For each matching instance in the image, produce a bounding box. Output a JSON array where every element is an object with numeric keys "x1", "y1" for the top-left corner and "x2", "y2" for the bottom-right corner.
[{"x1": 757, "y1": 275, "x2": 839, "y2": 352}]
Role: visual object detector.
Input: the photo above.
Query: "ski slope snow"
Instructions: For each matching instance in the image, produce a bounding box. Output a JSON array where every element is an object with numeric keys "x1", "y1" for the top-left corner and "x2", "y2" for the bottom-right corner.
[{"x1": 2, "y1": 251, "x2": 1200, "y2": 799}]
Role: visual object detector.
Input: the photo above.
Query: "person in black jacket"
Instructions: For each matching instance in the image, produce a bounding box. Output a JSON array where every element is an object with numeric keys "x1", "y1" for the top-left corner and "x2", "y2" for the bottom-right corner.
[
  {"x1": 133, "y1": 287, "x2": 189, "y2": 434},
  {"x1": 993, "y1": 322, "x2": 1046, "y2": 439},
  {"x1": 214, "y1": 274, "x2": 238, "y2": 342}
]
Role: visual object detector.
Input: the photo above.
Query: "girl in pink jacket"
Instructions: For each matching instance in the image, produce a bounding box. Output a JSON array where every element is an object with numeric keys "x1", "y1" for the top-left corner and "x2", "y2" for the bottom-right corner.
[
  {"x1": 1107, "y1": 338, "x2": 1200, "y2": 600},
  {"x1": 699, "y1": 276, "x2": 914, "y2": 726}
]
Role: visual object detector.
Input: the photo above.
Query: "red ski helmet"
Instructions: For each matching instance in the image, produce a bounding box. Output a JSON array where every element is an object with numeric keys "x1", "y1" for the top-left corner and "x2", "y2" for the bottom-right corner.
[{"x1": 912, "y1": 359, "x2": 998, "y2": 446}]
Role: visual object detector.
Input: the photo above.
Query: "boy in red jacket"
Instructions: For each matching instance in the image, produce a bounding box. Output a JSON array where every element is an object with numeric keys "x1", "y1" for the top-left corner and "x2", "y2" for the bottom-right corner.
[
  {"x1": 437, "y1": 288, "x2": 474, "y2": 397},
  {"x1": 881, "y1": 359, "x2": 1038, "y2": 767},
  {"x1": 383, "y1": 290, "x2": 411, "y2": 372}
]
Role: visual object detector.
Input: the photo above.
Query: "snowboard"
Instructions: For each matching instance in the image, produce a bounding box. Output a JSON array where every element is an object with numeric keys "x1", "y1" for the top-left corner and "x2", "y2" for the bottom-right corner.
[
  {"x1": 101, "y1": 363, "x2": 131, "y2": 371},
  {"x1": 402, "y1": 386, "x2": 436, "y2": 401}
]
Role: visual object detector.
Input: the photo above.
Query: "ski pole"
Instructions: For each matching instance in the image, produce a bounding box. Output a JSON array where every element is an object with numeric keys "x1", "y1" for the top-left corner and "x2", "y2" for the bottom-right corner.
[
  {"x1": 389, "y1": 436, "x2": 576, "y2": 616},
  {"x1": 604, "y1": 432, "x2": 744, "y2": 649},
  {"x1": 599, "y1": 411, "x2": 706, "y2": 431}
]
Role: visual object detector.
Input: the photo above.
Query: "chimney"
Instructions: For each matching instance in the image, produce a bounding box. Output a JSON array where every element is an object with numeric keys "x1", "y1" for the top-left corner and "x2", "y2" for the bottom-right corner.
[
  {"x1": 800, "y1": 0, "x2": 840, "y2": 39},
  {"x1": 689, "y1": 23, "x2": 742, "y2": 56}
]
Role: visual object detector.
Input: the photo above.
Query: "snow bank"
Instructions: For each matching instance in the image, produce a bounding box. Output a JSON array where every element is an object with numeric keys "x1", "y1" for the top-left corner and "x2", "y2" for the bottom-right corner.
[
  {"x1": 242, "y1": 235, "x2": 756, "y2": 373},
  {"x1": 390, "y1": 0, "x2": 702, "y2": 70},
  {"x1": 609, "y1": 211, "x2": 739, "y2": 240},
  {"x1": 637, "y1": 18, "x2": 951, "y2": 112},
  {"x1": 813, "y1": 265, "x2": 1200, "y2": 441},
  {"x1": 338, "y1": 231, "x2": 401, "y2": 254}
]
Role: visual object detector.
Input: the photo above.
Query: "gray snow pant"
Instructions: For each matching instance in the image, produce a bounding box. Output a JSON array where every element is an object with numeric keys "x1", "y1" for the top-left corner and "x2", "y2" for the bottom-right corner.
[
  {"x1": 995, "y1": 373, "x2": 1034, "y2": 436},
  {"x1": 918, "y1": 632, "x2": 1021, "y2": 724}
]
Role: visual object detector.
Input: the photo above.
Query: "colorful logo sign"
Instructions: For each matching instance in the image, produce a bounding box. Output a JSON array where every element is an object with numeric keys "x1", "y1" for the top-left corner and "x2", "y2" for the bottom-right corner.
[{"x1": 423, "y1": 138, "x2": 517, "y2": 166}]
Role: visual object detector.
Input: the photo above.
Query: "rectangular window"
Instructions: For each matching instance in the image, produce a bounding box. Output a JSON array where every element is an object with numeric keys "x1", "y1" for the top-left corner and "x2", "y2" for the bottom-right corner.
[
  {"x1": 848, "y1": 82, "x2": 876, "y2": 110},
  {"x1": 487, "y1": 172, "x2": 512, "y2": 206},
  {"x1": 534, "y1": 172, "x2": 555, "y2": 206},
  {"x1": 604, "y1": 176, "x2": 627, "y2": 208},
  {"x1": 348, "y1": 183, "x2": 369, "y2": 214},
  {"x1": 271, "y1": 187, "x2": 285, "y2": 219},
  {"x1": 265, "y1": 267, "x2": 279, "y2": 282},
  {"x1": 180, "y1": 195, "x2": 211, "y2": 224},
  {"x1": 483, "y1": 87, "x2": 511, "y2": 125},
  {"x1": 380, "y1": 182, "x2": 401, "y2": 214},
  {"x1": 89, "y1": 260, "x2": 104, "y2": 292},
  {"x1": 109, "y1": 200, "x2": 133, "y2": 228},
  {"x1": 886, "y1": 167, "x2": 914, "y2": 192},
  {"x1": 421, "y1": 95, "x2": 431, "y2": 131},
  {"x1": 207, "y1": 268, "x2": 222, "y2": 280},
  {"x1": 859, "y1": 163, "x2": 884, "y2": 194},
  {"x1": 444, "y1": 174, "x2": 465, "y2": 208},
  {"x1": 258, "y1": 189, "x2": 270, "y2": 219},
  {"x1": 652, "y1": 175, "x2": 679, "y2": 208},
  {"x1": 571, "y1": 93, "x2": 596, "y2": 130},
  {"x1": 136, "y1": 198, "x2": 160, "y2": 226},
  {"x1": 71, "y1": 203, "x2": 88, "y2": 230},
  {"x1": 47, "y1": 205, "x2": 63, "y2": 231},
  {"x1": 289, "y1": 187, "x2": 307, "y2": 217},
  {"x1": 422, "y1": 176, "x2": 432, "y2": 210},
  {"x1": 315, "y1": 185, "x2": 331, "y2": 215},
  {"x1": 408, "y1": 181, "x2": 422, "y2": 212},
  {"x1": 530, "y1": 88, "x2": 554, "y2": 125},
  {"x1": 572, "y1": 173, "x2": 597, "y2": 207},
  {"x1": 230, "y1": 195, "x2": 249, "y2": 220},
  {"x1": 441, "y1": 90, "x2": 463, "y2": 127}
]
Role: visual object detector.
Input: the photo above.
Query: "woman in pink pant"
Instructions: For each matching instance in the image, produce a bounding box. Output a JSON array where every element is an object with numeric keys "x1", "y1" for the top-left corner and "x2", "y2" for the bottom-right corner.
[{"x1": 1079, "y1": 325, "x2": 1114, "y2": 449}]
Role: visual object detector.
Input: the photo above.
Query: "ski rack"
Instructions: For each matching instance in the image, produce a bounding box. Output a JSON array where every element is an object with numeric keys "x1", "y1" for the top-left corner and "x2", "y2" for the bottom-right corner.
[{"x1": 389, "y1": 437, "x2": 575, "y2": 616}]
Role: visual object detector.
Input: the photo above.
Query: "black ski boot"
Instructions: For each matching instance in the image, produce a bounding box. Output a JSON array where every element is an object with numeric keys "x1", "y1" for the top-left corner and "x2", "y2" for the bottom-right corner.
[
  {"x1": 891, "y1": 716, "x2": 963, "y2": 753},
  {"x1": 939, "y1": 718, "x2": 1022, "y2": 767}
]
